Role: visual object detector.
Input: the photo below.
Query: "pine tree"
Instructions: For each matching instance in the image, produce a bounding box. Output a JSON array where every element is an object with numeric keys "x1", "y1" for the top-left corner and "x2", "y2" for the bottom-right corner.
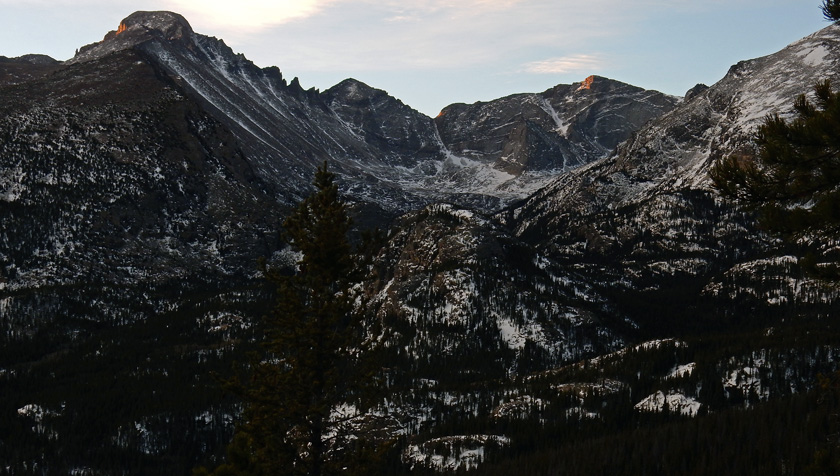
[
  {"x1": 710, "y1": 80, "x2": 840, "y2": 274},
  {"x1": 823, "y1": 0, "x2": 840, "y2": 22},
  {"x1": 198, "y1": 163, "x2": 373, "y2": 476}
]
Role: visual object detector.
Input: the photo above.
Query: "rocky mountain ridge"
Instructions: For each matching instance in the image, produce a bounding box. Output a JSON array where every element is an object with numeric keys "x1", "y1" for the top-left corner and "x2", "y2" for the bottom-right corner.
[
  {"x1": 506, "y1": 24, "x2": 840, "y2": 309},
  {"x1": 58, "y1": 11, "x2": 678, "y2": 212},
  {"x1": 0, "y1": 9, "x2": 682, "y2": 305}
]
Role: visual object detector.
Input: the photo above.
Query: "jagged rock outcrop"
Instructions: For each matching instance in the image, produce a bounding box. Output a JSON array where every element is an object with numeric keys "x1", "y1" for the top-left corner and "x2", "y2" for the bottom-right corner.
[{"x1": 684, "y1": 83, "x2": 709, "y2": 102}]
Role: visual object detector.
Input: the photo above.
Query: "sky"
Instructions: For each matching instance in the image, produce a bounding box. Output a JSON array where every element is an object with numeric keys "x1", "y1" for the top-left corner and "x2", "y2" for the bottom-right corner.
[{"x1": 0, "y1": 1, "x2": 831, "y2": 116}]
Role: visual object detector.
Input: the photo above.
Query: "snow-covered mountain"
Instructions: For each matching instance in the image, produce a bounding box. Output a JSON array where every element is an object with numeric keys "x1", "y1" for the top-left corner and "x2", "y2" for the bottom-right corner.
[
  {"x1": 60, "y1": 11, "x2": 677, "y2": 212},
  {"x1": 504, "y1": 24, "x2": 840, "y2": 313},
  {"x1": 3, "y1": 11, "x2": 840, "y2": 476},
  {"x1": 0, "y1": 9, "x2": 679, "y2": 326},
  {"x1": 359, "y1": 23, "x2": 840, "y2": 472}
]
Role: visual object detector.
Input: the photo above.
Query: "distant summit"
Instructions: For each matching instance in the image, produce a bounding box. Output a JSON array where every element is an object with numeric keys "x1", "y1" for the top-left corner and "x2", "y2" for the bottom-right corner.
[
  {"x1": 111, "y1": 11, "x2": 193, "y2": 42},
  {"x1": 0, "y1": 54, "x2": 60, "y2": 87},
  {"x1": 0, "y1": 54, "x2": 59, "y2": 65},
  {"x1": 69, "y1": 11, "x2": 194, "y2": 64}
]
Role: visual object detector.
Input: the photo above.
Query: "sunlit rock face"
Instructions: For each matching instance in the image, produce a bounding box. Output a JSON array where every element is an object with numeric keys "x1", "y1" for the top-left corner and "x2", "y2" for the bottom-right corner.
[
  {"x1": 107, "y1": 11, "x2": 194, "y2": 43},
  {"x1": 576, "y1": 75, "x2": 595, "y2": 91}
]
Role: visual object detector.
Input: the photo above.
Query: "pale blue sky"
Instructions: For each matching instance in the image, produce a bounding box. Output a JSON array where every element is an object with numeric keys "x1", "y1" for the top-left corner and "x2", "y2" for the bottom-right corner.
[{"x1": 0, "y1": 1, "x2": 830, "y2": 116}]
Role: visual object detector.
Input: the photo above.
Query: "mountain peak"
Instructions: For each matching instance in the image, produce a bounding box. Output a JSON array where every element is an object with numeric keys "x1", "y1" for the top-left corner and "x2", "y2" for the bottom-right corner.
[
  {"x1": 114, "y1": 11, "x2": 193, "y2": 41},
  {"x1": 325, "y1": 78, "x2": 386, "y2": 103},
  {"x1": 69, "y1": 11, "x2": 193, "y2": 64},
  {"x1": 0, "y1": 54, "x2": 58, "y2": 66}
]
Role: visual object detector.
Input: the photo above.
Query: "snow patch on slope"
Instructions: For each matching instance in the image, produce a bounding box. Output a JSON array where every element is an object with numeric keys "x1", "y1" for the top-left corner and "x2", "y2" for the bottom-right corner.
[
  {"x1": 405, "y1": 435, "x2": 511, "y2": 472},
  {"x1": 635, "y1": 391, "x2": 702, "y2": 416},
  {"x1": 497, "y1": 317, "x2": 545, "y2": 351}
]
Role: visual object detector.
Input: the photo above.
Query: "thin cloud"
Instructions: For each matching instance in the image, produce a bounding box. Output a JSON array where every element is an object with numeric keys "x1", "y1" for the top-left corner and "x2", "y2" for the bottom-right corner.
[
  {"x1": 163, "y1": 0, "x2": 528, "y2": 34},
  {"x1": 376, "y1": 0, "x2": 524, "y2": 14},
  {"x1": 164, "y1": 0, "x2": 338, "y2": 31},
  {"x1": 0, "y1": 0, "x2": 106, "y2": 3},
  {"x1": 523, "y1": 55, "x2": 606, "y2": 74},
  {"x1": 232, "y1": 0, "x2": 627, "y2": 72}
]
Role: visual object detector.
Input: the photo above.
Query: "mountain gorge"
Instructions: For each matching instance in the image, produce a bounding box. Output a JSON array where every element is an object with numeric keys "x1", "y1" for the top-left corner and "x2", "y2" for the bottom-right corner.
[{"x1": 2, "y1": 10, "x2": 840, "y2": 475}]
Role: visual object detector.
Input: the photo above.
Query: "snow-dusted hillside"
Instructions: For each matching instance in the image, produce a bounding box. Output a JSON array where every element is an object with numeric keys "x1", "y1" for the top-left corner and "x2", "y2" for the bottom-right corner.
[
  {"x1": 513, "y1": 25, "x2": 840, "y2": 221},
  {"x1": 506, "y1": 24, "x2": 840, "y2": 309},
  {"x1": 363, "y1": 203, "x2": 626, "y2": 379}
]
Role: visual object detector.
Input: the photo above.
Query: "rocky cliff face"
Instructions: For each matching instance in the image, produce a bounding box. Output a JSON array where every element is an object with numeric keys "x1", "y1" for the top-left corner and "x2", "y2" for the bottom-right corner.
[{"x1": 436, "y1": 76, "x2": 679, "y2": 174}]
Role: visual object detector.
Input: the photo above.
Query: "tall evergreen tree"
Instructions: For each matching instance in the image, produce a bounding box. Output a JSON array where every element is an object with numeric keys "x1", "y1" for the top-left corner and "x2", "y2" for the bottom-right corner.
[
  {"x1": 823, "y1": 0, "x2": 840, "y2": 22},
  {"x1": 198, "y1": 163, "x2": 372, "y2": 476},
  {"x1": 710, "y1": 80, "x2": 840, "y2": 273}
]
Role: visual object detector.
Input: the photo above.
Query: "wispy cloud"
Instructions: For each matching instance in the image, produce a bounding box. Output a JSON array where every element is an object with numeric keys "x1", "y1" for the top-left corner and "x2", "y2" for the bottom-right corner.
[
  {"x1": 223, "y1": 0, "x2": 631, "y2": 72},
  {"x1": 522, "y1": 55, "x2": 607, "y2": 74},
  {"x1": 162, "y1": 0, "x2": 530, "y2": 34},
  {"x1": 164, "y1": 0, "x2": 339, "y2": 30},
  {"x1": 370, "y1": 0, "x2": 523, "y2": 15}
]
